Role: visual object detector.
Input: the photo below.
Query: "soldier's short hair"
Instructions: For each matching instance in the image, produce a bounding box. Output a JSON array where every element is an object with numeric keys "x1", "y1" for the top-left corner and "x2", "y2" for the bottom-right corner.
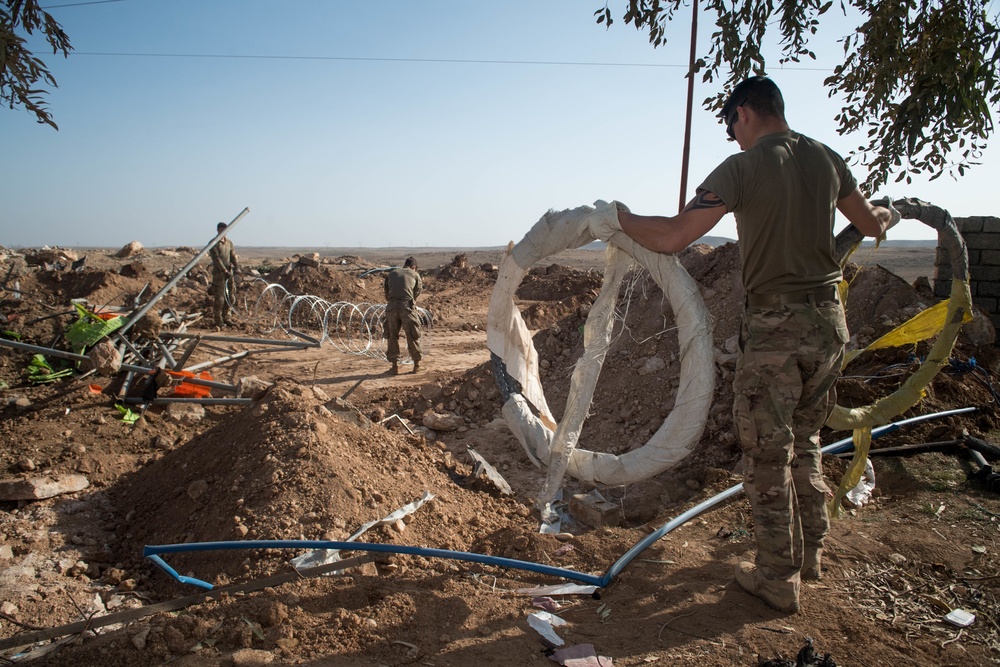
[{"x1": 720, "y1": 76, "x2": 785, "y2": 123}]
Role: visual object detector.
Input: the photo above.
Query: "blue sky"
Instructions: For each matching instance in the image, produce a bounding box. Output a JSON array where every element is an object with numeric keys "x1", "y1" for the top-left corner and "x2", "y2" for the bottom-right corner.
[{"x1": 2, "y1": 0, "x2": 996, "y2": 248}]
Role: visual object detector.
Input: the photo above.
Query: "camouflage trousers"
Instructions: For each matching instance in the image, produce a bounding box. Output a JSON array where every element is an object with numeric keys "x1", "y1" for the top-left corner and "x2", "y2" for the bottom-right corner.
[
  {"x1": 211, "y1": 270, "x2": 235, "y2": 325},
  {"x1": 733, "y1": 297, "x2": 848, "y2": 581},
  {"x1": 384, "y1": 301, "x2": 422, "y2": 363}
]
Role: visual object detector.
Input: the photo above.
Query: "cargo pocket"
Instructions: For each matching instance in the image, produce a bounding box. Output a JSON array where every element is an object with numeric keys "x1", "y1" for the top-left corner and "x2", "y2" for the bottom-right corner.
[
  {"x1": 823, "y1": 304, "x2": 850, "y2": 346},
  {"x1": 732, "y1": 372, "x2": 760, "y2": 450},
  {"x1": 809, "y1": 472, "x2": 833, "y2": 496}
]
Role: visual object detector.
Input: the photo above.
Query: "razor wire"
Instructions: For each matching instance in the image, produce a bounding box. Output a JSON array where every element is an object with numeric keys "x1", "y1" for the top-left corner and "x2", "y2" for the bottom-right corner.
[{"x1": 226, "y1": 277, "x2": 432, "y2": 362}]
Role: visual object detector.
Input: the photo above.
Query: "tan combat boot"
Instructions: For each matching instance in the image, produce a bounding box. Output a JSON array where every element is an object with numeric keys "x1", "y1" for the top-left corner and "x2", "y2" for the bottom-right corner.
[
  {"x1": 412, "y1": 361, "x2": 420, "y2": 373},
  {"x1": 390, "y1": 362, "x2": 399, "y2": 375},
  {"x1": 734, "y1": 562, "x2": 800, "y2": 613},
  {"x1": 802, "y1": 548, "x2": 823, "y2": 580}
]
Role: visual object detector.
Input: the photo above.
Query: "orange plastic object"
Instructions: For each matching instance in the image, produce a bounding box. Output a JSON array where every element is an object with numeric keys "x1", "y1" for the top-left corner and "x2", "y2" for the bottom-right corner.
[{"x1": 165, "y1": 370, "x2": 213, "y2": 398}]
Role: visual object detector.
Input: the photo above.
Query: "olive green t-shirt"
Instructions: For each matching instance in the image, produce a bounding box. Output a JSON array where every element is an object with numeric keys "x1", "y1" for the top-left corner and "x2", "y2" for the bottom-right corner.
[
  {"x1": 383, "y1": 267, "x2": 422, "y2": 303},
  {"x1": 698, "y1": 131, "x2": 856, "y2": 295}
]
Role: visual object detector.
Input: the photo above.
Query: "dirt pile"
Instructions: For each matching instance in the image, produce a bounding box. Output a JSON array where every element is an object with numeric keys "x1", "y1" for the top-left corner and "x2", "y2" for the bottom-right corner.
[
  {"x1": 259, "y1": 260, "x2": 379, "y2": 304},
  {"x1": 108, "y1": 380, "x2": 559, "y2": 592}
]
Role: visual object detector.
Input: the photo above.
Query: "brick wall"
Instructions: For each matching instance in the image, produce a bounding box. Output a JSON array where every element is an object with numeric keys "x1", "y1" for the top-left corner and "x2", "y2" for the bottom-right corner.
[{"x1": 935, "y1": 216, "x2": 1000, "y2": 331}]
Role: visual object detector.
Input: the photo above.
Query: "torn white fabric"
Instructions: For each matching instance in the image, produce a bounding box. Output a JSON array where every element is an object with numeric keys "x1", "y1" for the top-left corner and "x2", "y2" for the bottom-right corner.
[
  {"x1": 488, "y1": 243, "x2": 557, "y2": 428},
  {"x1": 487, "y1": 202, "x2": 714, "y2": 494}
]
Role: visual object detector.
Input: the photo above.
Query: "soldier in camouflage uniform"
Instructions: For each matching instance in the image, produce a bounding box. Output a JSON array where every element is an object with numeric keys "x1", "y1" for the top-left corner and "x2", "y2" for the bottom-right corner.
[
  {"x1": 383, "y1": 256, "x2": 423, "y2": 375},
  {"x1": 209, "y1": 222, "x2": 240, "y2": 327},
  {"x1": 592, "y1": 76, "x2": 899, "y2": 613}
]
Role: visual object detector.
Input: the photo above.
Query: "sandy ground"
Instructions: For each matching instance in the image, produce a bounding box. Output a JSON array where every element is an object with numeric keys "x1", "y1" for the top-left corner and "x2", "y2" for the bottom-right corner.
[{"x1": 0, "y1": 240, "x2": 998, "y2": 666}]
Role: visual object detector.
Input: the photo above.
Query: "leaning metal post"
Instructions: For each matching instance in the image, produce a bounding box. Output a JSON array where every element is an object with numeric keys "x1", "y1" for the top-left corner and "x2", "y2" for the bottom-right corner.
[{"x1": 158, "y1": 332, "x2": 318, "y2": 347}]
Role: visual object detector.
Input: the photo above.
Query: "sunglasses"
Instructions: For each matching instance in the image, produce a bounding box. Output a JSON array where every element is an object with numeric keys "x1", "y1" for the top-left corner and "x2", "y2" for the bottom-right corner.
[{"x1": 723, "y1": 96, "x2": 748, "y2": 141}]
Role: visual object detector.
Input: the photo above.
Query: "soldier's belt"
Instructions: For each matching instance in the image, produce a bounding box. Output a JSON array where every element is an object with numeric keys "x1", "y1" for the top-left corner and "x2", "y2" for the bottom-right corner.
[{"x1": 746, "y1": 285, "x2": 838, "y2": 308}]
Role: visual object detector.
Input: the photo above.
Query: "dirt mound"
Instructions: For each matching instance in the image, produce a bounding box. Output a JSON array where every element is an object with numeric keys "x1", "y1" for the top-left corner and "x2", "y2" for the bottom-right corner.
[
  {"x1": 261, "y1": 264, "x2": 380, "y2": 304},
  {"x1": 108, "y1": 380, "x2": 562, "y2": 593},
  {"x1": 251, "y1": 258, "x2": 502, "y2": 329},
  {"x1": 420, "y1": 263, "x2": 500, "y2": 328},
  {"x1": 2, "y1": 251, "x2": 213, "y2": 340}
]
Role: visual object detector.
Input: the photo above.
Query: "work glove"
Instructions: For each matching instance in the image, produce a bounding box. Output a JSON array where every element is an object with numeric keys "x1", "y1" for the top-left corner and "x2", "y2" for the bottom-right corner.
[
  {"x1": 586, "y1": 199, "x2": 629, "y2": 242},
  {"x1": 869, "y1": 196, "x2": 901, "y2": 245}
]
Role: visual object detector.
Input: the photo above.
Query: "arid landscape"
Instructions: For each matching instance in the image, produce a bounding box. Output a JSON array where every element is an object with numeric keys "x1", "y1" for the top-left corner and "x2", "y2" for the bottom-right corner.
[{"x1": 0, "y1": 238, "x2": 998, "y2": 667}]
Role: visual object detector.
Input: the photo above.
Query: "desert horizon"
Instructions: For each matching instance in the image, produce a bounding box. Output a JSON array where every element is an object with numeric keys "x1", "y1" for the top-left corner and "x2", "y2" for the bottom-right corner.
[{"x1": 1, "y1": 238, "x2": 939, "y2": 283}]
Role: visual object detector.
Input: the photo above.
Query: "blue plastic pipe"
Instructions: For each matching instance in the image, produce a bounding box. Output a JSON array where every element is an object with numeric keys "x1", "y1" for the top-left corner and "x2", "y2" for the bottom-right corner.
[
  {"x1": 601, "y1": 406, "x2": 977, "y2": 581},
  {"x1": 145, "y1": 406, "x2": 975, "y2": 590},
  {"x1": 143, "y1": 540, "x2": 606, "y2": 590}
]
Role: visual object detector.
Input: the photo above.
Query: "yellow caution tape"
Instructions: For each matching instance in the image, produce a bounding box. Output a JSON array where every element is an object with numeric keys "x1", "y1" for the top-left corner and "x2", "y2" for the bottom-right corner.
[
  {"x1": 827, "y1": 278, "x2": 972, "y2": 431},
  {"x1": 829, "y1": 427, "x2": 872, "y2": 518},
  {"x1": 843, "y1": 297, "x2": 973, "y2": 366}
]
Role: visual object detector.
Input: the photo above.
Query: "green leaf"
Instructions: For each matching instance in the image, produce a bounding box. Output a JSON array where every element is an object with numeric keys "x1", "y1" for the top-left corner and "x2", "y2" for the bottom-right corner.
[{"x1": 114, "y1": 403, "x2": 141, "y2": 425}]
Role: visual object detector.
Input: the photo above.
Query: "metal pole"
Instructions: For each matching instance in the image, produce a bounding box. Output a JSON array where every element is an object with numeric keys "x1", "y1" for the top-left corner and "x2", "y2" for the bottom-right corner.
[
  {"x1": 114, "y1": 331, "x2": 148, "y2": 364},
  {"x1": 122, "y1": 397, "x2": 253, "y2": 406},
  {"x1": 173, "y1": 336, "x2": 202, "y2": 370},
  {"x1": 678, "y1": 0, "x2": 699, "y2": 213},
  {"x1": 156, "y1": 340, "x2": 178, "y2": 369},
  {"x1": 158, "y1": 332, "x2": 315, "y2": 347},
  {"x1": 118, "y1": 207, "x2": 250, "y2": 336},
  {"x1": 287, "y1": 329, "x2": 321, "y2": 345},
  {"x1": 184, "y1": 351, "x2": 250, "y2": 373},
  {"x1": 117, "y1": 370, "x2": 135, "y2": 401}
]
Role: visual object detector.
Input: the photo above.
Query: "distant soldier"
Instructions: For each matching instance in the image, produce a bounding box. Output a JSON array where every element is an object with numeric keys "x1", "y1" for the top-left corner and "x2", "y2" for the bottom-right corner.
[
  {"x1": 209, "y1": 222, "x2": 240, "y2": 327},
  {"x1": 383, "y1": 257, "x2": 423, "y2": 375}
]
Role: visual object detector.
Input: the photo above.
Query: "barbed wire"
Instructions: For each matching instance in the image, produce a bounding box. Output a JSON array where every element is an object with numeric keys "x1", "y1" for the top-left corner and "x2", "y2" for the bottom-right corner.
[{"x1": 226, "y1": 278, "x2": 432, "y2": 362}]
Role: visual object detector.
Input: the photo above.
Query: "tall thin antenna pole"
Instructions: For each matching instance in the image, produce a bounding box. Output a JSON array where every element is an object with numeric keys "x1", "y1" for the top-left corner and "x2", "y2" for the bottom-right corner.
[{"x1": 678, "y1": 0, "x2": 699, "y2": 213}]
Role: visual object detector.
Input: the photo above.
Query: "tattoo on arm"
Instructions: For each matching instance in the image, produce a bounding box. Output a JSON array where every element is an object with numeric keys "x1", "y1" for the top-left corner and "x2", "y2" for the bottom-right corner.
[{"x1": 682, "y1": 191, "x2": 725, "y2": 212}]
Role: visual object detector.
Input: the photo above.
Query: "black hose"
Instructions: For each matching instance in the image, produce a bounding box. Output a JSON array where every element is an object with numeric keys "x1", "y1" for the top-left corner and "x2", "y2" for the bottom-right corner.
[{"x1": 964, "y1": 434, "x2": 1000, "y2": 460}]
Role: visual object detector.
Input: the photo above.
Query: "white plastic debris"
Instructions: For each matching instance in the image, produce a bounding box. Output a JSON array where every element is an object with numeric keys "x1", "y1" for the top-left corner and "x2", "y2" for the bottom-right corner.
[
  {"x1": 527, "y1": 611, "x2": 567, "y2": 646},
  {"x1": 549, "y1": 643, "x2": 614, "y2": 666},
  {"x1": 945, "y1": 609, "x2": 976, "y2": 627},
  {"x1": 538, "y1": 489, "x2": 568, "y2": 534},
  {"x1": 516, "y1": 583, "x2": 598, "y2": 596},
  {"x1": 845, "y1": 458, "x2": 876, "y2": 507}
]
